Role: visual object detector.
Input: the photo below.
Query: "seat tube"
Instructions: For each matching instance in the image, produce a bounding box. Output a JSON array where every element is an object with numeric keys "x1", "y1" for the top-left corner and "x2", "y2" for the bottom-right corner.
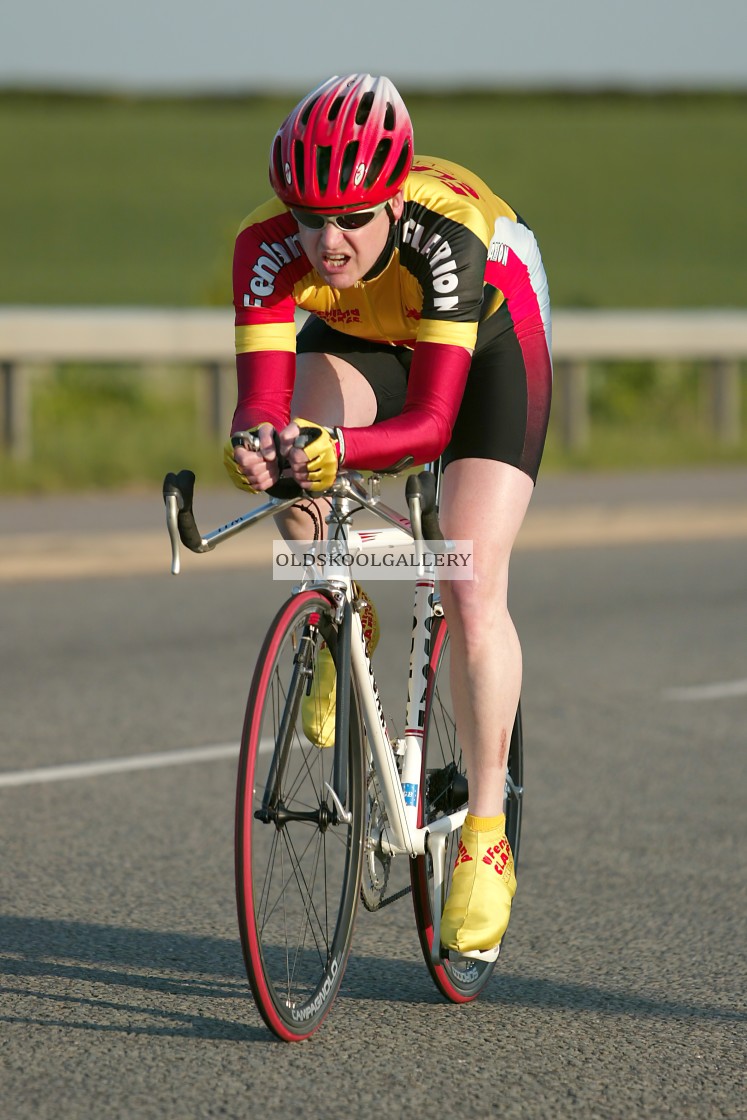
[{"x1": 349, "y1": 613, "x2": 412, "y2": 853}]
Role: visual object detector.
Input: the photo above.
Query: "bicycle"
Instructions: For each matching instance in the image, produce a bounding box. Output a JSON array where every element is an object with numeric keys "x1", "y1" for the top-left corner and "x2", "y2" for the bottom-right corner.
[{"x1": 163, "y1": 445, "x2": 523, "y2": 1042}]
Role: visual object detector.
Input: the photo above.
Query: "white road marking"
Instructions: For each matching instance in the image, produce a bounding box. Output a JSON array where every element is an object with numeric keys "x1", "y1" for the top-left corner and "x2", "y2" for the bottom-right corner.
[
  {"x1": 0, "y1": 742, "x2": 240, "y2": 788},
  {"x1": 663, "y1": 679, "x2": 747, "y2": 701}
]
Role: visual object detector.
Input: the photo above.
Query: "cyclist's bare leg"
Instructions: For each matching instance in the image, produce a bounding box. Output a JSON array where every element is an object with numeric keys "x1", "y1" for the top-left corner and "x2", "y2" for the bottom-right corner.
[
  {"x1": 274, "y1": 352, "x2": 376, "y2": 540},
  {"x1": 438, "y1": 458, "x2": 533, "y2": 819}
]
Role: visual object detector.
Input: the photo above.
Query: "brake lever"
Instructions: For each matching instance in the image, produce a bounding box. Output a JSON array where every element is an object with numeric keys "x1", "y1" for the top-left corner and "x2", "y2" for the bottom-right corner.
[{"x1": 231, "y1": 430, "x2": 262, "y2": 453}]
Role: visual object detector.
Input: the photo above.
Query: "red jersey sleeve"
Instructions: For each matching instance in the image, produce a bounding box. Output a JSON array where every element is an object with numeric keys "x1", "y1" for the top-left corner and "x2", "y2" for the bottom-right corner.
[
  {"x1": 339, "y1": 342, "x2": 471, "y2": 470},
  {"x1": 231, "y1": 350, "x2": 295, "y2": 434},
  {"x1": 231, "y1": 201, "x2": 309, "y2": 433}
]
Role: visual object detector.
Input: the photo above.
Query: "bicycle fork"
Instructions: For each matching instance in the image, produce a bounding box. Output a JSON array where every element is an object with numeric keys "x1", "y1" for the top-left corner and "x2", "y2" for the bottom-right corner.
[{"x1": 257, "y1": 601, "x2": 352, "y2": 829}]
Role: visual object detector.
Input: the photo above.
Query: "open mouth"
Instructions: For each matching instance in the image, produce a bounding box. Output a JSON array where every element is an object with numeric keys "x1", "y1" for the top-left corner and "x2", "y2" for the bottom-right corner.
[{"x1": 322, "y1": 252, "x2": 350, "y2": 270}]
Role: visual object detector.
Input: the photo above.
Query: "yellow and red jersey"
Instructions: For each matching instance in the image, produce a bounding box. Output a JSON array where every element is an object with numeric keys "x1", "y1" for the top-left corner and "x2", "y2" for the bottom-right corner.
[{"x1": 232, "y1": 156, "x2": 551, "y2": 469}]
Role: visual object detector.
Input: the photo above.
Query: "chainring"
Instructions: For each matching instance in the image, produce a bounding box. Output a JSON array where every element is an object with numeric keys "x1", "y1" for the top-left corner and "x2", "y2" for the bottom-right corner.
[{"x1": 360, "y1": 769, "x2": 392, "y2": 911}]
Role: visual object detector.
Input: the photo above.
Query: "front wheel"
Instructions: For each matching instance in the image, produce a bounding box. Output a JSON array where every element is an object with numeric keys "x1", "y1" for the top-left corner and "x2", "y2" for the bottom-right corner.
[
  {"x1": 235, "y1": 591, "x2": 365, "y2": 1041},
  {"x1": 411, "y1": 613, "x2": 524, "y2": 1002}
]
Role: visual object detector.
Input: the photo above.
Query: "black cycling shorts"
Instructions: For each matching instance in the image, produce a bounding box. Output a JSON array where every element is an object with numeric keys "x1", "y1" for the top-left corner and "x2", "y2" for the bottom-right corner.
[{"x1": 296, "y1": 306, "x2": 552, "y2": 483}]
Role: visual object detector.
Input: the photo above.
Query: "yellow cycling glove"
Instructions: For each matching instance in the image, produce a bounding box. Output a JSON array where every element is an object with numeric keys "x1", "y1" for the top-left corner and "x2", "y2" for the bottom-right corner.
[
  {"x1": 292, "y1": 418, "x2": 342, "y2": 493},
  {"x1": 223, "y1": 438, "x2": 259, "y2": 493},
  {"x1": 223, "y1": 424, "x2": 275, "y2": 493}
]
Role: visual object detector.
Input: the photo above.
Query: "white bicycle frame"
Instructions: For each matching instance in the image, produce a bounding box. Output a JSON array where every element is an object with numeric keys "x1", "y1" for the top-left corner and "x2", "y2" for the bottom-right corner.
[
  {"x1": 343, "y1": 547, "x2": 464, "y2": 962},
  {"x1": 165, "y1": 467, "x2": 464, "y2": 962}
]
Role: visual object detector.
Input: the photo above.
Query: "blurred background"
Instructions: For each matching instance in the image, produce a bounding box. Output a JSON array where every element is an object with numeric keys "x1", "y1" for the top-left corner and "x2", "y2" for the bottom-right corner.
[{"x1": 1, "y1": 0, "x2": 746, "y2": 490}]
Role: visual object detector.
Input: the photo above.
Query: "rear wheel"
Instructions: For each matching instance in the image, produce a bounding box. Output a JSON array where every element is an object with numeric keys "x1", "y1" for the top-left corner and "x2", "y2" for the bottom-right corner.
[
  {"x1": 235, "y1": 591, "x2": 365, "y2": 1041},
  {"x1": 411, "y1": 613, "x2": 524, "y2": 1001}
]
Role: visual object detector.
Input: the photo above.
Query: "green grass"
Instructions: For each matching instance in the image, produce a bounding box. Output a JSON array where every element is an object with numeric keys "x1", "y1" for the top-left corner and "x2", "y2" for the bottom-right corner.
[
  {"x1": 1, "y1": 91, "x2": 746, "y2": 308},
  {"x1": 0, "y1": 365, "x2": 228, "y2": 493},
  {"x1": 543, "y1": 360, "x2": 747, "y2": 473}
]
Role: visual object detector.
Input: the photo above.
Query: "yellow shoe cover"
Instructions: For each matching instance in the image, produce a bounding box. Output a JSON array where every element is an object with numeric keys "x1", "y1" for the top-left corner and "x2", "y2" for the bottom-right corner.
[
  {"x1": 302, "y1": 645, "x2": 337, "y2": 748},
  {"x1": 301, "y1": 585, "x2": 379, "y2": 749},
  {"x1": 440, "y1": 813, "x2": 517, "y2": 959}
]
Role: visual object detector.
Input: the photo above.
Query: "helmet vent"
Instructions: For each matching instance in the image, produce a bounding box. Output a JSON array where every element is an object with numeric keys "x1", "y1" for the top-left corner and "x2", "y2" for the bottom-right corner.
[
  {"x1": 355, "y1": 92, "x2": 375, "y2": 126},
  {"x1": 386, "y1": 138, "x2": 411, "y2": 188},
  {"x1": 328, "y1": 96, "x2": 344, "y2": 122},
  {"x1": 272, "y1": 137, "x2": 284, "y2": 185},
  {"x1": 293, "y1": 140, "x2": 305, "y2": 195},
  {"x1": 383, "y1": 102, "x2": 396, "y2": 130},
  {"x1": 300, "y1": 95, "x2": 320, "y2": 126},
  {"x1": 365, "y1": 139, "x2": 392, "y2": 189},
  {"x1": 316, "y1": 145, "x2": 332, "y2": 192},
  {"x1": 340, "y1": 141, "x2": 360, "y2": 192}
]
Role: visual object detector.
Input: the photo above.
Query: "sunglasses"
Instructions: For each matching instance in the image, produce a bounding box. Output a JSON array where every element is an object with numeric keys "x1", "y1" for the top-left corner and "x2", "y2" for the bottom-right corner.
[{"x1": 291, "y1": 200, "x2": 389, "y2": 231}]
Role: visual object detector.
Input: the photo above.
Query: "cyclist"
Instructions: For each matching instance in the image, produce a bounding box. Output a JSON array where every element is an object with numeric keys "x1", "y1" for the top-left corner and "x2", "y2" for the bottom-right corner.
[{"x1": 226, "y1": 74, "x2": 552, "y2": 962}]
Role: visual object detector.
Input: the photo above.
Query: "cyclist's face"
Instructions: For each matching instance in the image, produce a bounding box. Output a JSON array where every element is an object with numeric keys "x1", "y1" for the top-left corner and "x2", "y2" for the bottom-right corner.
[{"x1": 295, "y1": 192, "x2": 404, "y2": 289}]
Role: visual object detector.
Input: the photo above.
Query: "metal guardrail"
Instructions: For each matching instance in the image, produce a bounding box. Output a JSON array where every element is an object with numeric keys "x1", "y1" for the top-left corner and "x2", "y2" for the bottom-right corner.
[
  {"x1": 1, "y1": 307, "x2": 746, "y2": 460},
  {"x1": 552, "y1": 310, "x2": 747, "y2": 451}
]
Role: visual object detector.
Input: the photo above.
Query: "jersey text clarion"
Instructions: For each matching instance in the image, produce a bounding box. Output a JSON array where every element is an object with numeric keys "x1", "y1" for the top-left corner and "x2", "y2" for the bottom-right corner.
[{"x1": 401, "y1": 220, "x2": 459, "y2": 311}]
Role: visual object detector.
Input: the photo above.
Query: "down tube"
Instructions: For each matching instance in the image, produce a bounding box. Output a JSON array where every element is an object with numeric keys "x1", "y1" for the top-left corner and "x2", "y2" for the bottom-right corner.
[{"x1": 400, "y1": 576, "x2": 438, "y2": 841}]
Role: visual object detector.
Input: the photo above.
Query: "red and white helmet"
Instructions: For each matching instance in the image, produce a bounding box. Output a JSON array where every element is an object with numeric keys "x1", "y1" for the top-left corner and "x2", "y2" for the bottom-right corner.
[{"x1": 269, "y1": 74, "x2": 413, "y2": 211}]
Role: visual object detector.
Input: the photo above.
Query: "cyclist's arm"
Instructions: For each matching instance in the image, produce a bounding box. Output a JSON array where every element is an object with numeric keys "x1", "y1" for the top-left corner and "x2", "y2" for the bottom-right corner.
[
  {"x1": 231, "y1": 350, "x2": 295, "y2": 434},
  {"x1": 339, "y1": 340, "x2": 472, "y2": 470},
  {"x1": 231, "y1": 202, "x2": 304, "y2": 435}
]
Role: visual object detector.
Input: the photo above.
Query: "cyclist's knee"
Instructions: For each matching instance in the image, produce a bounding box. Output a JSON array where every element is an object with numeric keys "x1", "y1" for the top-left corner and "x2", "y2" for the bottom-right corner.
[
  {"x1": 293, "y1": 353, "x2": 377, "y2": 427},
  {"x1": 441, "y1": 575, "x2": 511, "y2": 641}
]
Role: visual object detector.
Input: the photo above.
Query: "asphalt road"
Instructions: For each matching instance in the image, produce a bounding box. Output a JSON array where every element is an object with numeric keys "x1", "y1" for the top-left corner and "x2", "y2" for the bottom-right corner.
[{"x1": 1, "y1": 468, "x2": 746, "y2": 1119}]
